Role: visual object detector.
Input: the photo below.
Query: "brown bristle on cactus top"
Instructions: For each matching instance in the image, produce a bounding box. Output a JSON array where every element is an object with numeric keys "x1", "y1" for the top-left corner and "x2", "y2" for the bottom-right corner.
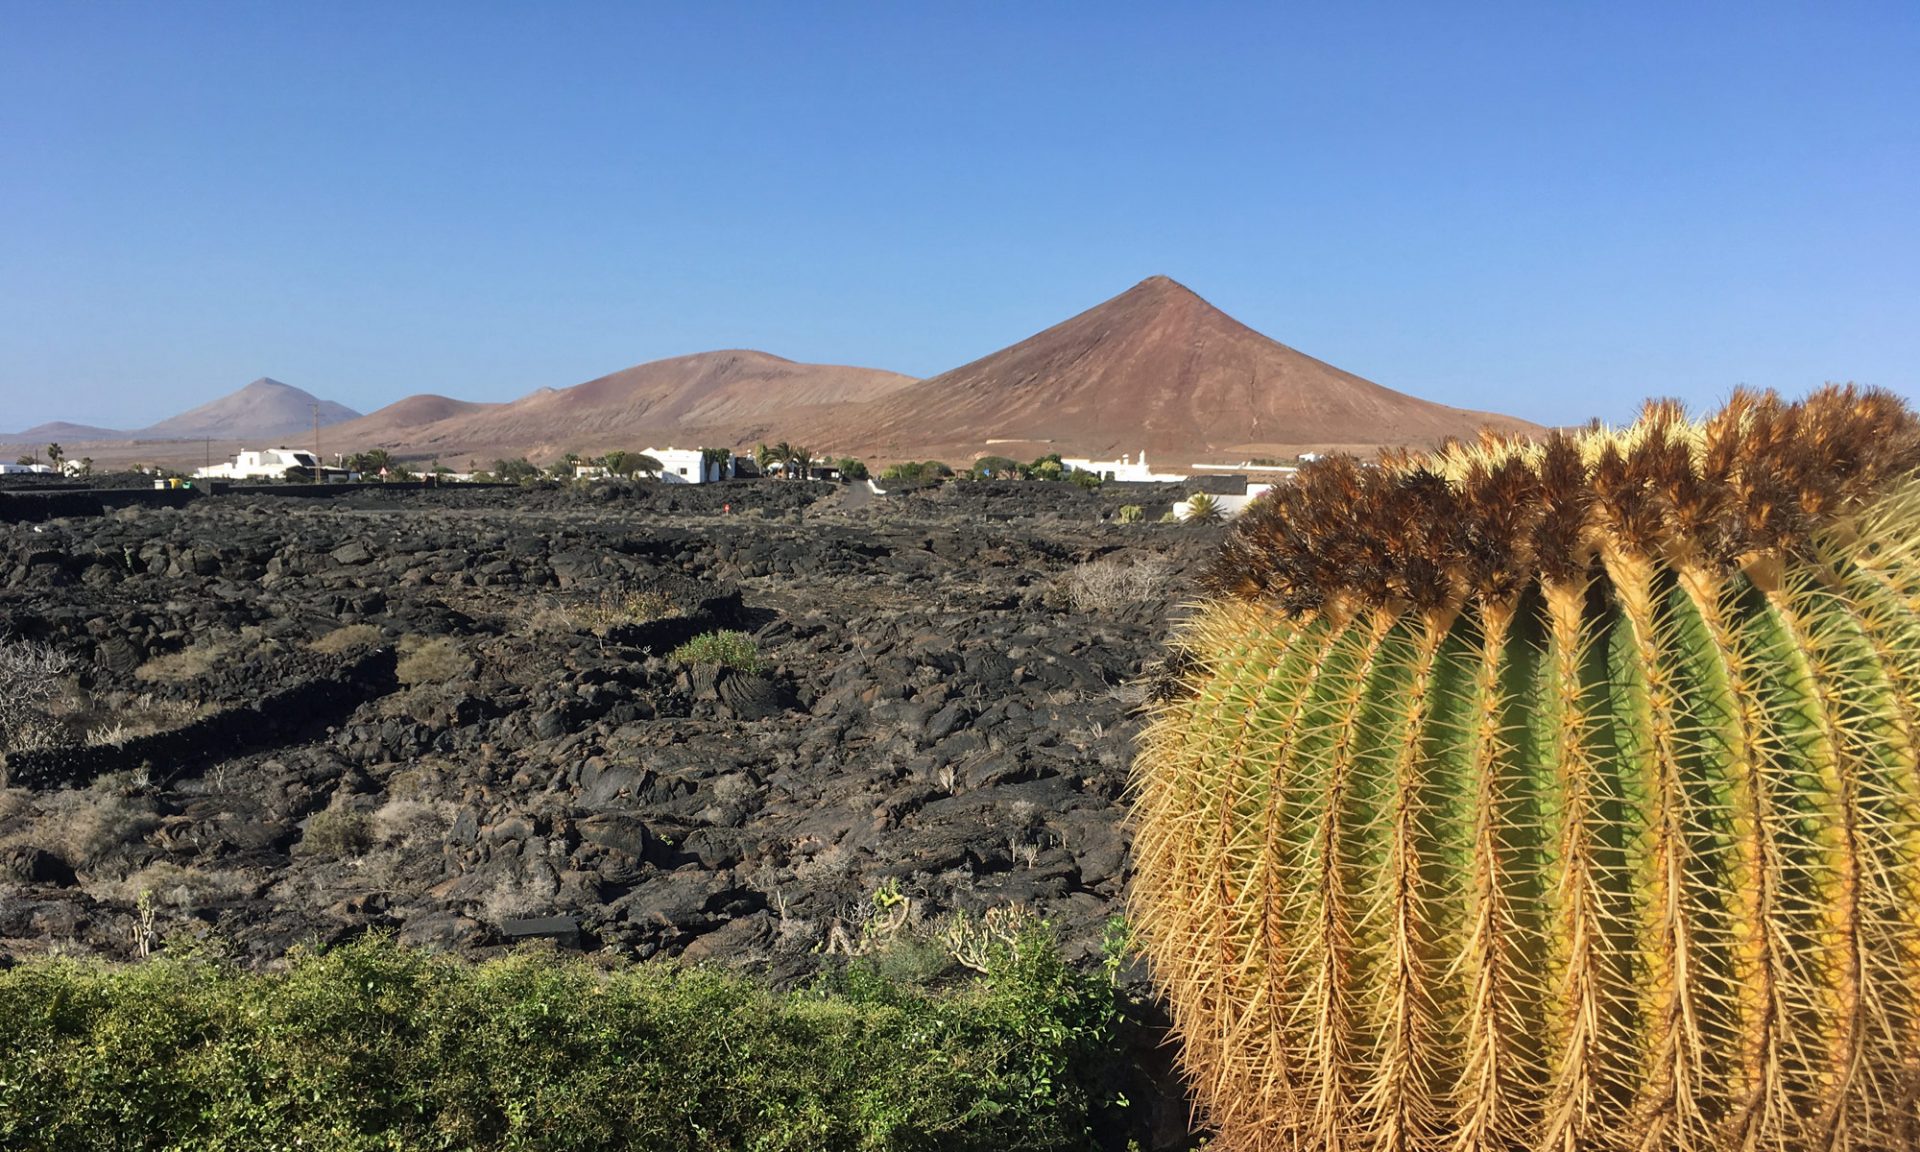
[
  {"x1": 1208, "y1": 385, "x2": 1920, "y2": 613},
  {"x1": 1130, "y1": 385, "x2": 1920, "y2": 1151}
]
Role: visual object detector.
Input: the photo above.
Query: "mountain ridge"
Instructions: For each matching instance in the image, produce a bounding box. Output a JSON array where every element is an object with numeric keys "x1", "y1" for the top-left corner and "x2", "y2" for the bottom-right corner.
[
  {"x1": 788, "y1": 276, "x2": 1542, "y2": 460},
  {"x1": 4, "y1": 279, "x2": 1545, "y2": 466}
]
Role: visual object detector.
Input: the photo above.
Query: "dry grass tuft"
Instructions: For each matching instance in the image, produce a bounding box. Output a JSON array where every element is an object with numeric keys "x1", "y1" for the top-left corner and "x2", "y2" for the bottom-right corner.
[
  {"x1": 0, "y1": 639, "x2": 78, "y2": 752},
  {"x1": 301, "y1": 808, "x2": 373, "y2": 858},
  {"x1": 308, "y1": 624, "x2": 386, "y2": 656},
  {"x1": 88, "y1": 862, "x2": 254, "y2": 910},
  {"x1": 370, "y1": 798, "x2": 452, "y2": 849},
  {"x1": 394, "y1": 636, "x2": 470, "y2": 686},
  {"x1": 1059, "y1": 555, "x2": 1173, "y2": 613},
  {"x1": 526, "y1": 588, "x2": 678, "y2": 635},
  {"x1": 477, "y1": 869, "x2": 558, "y2": 925},
  {"x1": 134, "y1": 640, "x2": 232, "y2": 684},
  {"x1": 6, "y1": 788, "x2": 160, "y2": 872}
]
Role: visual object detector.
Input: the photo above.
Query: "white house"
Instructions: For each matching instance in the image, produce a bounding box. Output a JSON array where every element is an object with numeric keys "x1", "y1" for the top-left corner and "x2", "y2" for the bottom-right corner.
[
  {"x1": 0, "y1": 463, "x2": 57, "y2": 475},
  {"x1": 1059, "y1": 450, "x2": 1187, "y2": 483},
  {"x1": 1174, "y1": 482, "x2": 1277, "y2": 521},
  {"x1": 195, "y1": 447, "x2": 339, "y2": 481},
  {"x1": 574, "y1": 448, "x2": 729, "y2": 484},
  {"x1": 1189, "y1": 461, "x2": 1301, "y2": 479}
]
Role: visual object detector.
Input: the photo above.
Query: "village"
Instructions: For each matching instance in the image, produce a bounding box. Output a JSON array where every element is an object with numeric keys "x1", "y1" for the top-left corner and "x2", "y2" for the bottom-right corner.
[{"x1": 9, "y1": 433, "x2": 1311, "y2": 523}]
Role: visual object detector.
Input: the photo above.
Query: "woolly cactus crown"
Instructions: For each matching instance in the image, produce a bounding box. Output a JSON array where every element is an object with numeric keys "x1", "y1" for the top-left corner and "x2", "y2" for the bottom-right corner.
[{"x1": 1211, "y1": 385, "x2": 1920, "y2": 615}]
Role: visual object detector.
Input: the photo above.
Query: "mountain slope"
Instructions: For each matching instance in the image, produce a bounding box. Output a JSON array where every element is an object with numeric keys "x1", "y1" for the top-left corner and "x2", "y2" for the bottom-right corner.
[
  {"x1": 800, "y1": 276, "x2": 1540, "y2": 460},
  {"x1": 140, "y1": 378, "x2": 361, "y2": 440},
  {"x1": 324, "y1": 394, "x2": 500, "y2": 446},
  {"x1": 10, "y1": 420, "x2": 128, "y2": 441},
  {"x1": 361, "y1": 350, "x2": 916, "y2": 460}
]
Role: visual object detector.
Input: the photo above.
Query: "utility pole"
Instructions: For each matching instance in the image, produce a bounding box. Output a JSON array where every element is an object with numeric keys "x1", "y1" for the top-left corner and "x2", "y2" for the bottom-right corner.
[{"x1": 312, "y1": 402, "x2": 321, "y2": 460}]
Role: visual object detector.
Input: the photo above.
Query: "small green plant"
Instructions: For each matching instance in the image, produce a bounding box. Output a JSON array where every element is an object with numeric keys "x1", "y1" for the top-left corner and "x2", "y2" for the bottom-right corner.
[
  {"x1": 1115, "y1": 504, "x2": 1144, "y2": 523},
  {"x1": 1180, "y1": 492, "x2": 1221, "y2": 522},
  {"x1": 668, "y1": 630, "x2": 761, "y2": 672}
]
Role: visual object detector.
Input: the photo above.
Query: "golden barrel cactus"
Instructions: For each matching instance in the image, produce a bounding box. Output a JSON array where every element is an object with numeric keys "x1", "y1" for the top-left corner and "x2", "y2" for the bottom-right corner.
[{"x1": 1130, "y1": 388, "x2": 1920, "y2": 1151}]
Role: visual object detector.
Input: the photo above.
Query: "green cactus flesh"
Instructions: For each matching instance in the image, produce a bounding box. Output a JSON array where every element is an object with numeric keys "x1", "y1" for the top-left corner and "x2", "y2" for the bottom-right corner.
[{"x1": 1130, "y1": 388, "x2": 1920, "y2": 1151}]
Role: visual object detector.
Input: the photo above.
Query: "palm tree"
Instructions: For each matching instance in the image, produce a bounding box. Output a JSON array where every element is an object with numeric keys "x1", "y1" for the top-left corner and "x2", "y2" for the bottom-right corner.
[
  {"x1": 1183, "y1": 492, "x2": 1223, "y2": 523},
  {"x1": 753, "y1": 443, "x2": 775, "y2": 477},
  {"x1": 633, "y1": 454, "x2": 664, "y2": 479},
  {"x1": 45, "y1": 443, "x2": 64, "y2": 472},
  {"x1": 772, "y1": 442, "x2": 794, "y2": 480},
  {"x1": 791, "y1": 447, "x2": 814, "y2": 481}
]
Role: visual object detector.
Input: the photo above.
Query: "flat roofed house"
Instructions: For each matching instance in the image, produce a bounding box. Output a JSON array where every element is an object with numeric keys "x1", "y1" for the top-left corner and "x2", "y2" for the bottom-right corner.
[
  {"x1": 640, "y1": 447, "x2": 728, "y2": 484},
  {"x1": 1058, "y1": 450, "x2": 1186, "y2": 483},
  {"x1": 194, "y1": 447, "x2": 340, "y2": 481}
]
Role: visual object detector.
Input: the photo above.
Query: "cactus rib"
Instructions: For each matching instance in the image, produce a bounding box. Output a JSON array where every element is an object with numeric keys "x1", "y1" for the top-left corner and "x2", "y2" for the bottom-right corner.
[{"x1": 1132, "y1": 386, "x2": 1920, "y2": 1151}]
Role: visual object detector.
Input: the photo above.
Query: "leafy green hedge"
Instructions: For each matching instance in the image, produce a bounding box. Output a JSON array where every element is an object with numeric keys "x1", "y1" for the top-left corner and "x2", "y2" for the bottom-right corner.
[{"x1": 0, "y1": 930, "x2": 1132, "y2": 1151}]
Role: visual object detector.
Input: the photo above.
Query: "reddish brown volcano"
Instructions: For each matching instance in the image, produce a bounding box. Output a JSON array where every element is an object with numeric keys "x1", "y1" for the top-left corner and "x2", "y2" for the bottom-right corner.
[
  {"x1": 357, "y1": 350, "x2": 916, "y2": 463},
  {"x1": 801, "y1": 276, "x2": 1540, "y2": 461}
]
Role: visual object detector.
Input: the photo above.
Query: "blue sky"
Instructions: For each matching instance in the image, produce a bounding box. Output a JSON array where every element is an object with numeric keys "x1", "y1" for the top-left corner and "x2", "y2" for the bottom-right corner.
[{"x1": 2, "y1": 1, "x2": 1915, "y2": 431}]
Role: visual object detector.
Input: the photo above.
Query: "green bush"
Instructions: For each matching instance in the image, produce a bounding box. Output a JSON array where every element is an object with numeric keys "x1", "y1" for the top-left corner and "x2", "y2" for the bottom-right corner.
[
  {"x1": 668, "y1": 629, "x2": 762, "y2": 672},
  {"x1": 879, "y1": 461, "x2": 953, "y2": 483},
  {"x1": 970, "y1": 455, "x2": 1022, "y2": 480},
  {"x1": 1115, "y1": 505, "x2": 1144, "y2": 523},
  {"x1": 0, "y1": 930, "x2": 1130, "y2": 1151}
]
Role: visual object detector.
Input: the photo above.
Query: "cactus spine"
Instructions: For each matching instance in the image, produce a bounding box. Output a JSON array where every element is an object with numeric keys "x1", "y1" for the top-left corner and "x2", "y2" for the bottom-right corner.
[{"x1": 1130, "y1": 388, "x2": 1920, "y2": 1151}]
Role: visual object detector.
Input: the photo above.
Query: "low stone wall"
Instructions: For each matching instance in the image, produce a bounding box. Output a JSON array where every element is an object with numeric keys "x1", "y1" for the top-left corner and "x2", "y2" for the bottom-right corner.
[
  {"x1": 0, "y1": 487, "x2": 200, "y2": 524},
  {"x1": 1, "y1": 647, "x2": 397, "y2": 791}
]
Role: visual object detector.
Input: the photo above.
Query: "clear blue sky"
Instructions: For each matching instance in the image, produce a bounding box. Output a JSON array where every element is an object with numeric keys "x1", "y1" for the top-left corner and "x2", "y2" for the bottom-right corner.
[{"x1": 2, "y1": 1, "x2": 1915, "y2": 431}]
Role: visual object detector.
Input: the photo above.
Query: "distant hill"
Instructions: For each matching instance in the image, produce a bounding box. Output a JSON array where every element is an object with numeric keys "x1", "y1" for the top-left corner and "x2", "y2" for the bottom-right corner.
[
  {"x1": 795, "y1": 276, "x2": 1542, "y2": 461},
  {"x1": 353, "y1": 351, "x2": 917, "y2": 462},
  {"x1": 10, "y1": 420, "x2": 128, "y2": 441},
  {"x1": 4, "y1": 378, "x2": 361, "y2": 449},
  {"x1": 138, "y1": 378, "x2": 360, "y2": 441},
  {"x1": 325, "y1": 394, "x2": 500, "y2": 446}
]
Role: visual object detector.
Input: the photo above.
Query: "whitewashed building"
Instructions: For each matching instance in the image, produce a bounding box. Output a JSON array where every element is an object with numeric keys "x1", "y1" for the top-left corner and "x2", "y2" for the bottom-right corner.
[
  {"x1": 645, "y1": 447, "x2": 729, "y2": 484},
  {"x1": 195, "y1": 447, "x2": 336, "y2": 481},
  {"x1": 0, "y1": 463, "x2": 57, "y2": 474},
  {"x1": 1059, "y1": 450, "x2": 1186, "y2": 483},
  {"x1": 575, "y1": 448, "x2": 729, "y2": 484}
]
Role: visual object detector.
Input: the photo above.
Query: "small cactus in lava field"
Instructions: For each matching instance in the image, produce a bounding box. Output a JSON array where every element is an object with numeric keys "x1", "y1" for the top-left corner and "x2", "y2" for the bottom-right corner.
[{"x1": 1130, "y1": 387, "x2": 1920, "y2": 1152}]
